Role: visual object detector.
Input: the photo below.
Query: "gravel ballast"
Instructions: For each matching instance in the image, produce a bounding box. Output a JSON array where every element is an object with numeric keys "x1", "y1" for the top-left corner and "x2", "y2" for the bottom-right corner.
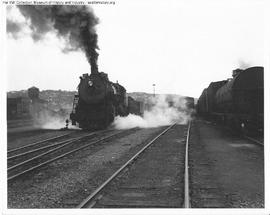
[
  {"x1": 189, "y1": 119, "x2": 264, "y2": 208},
  {"x1": 8, "y1": 127, "x2": 164, "y2": 208}
]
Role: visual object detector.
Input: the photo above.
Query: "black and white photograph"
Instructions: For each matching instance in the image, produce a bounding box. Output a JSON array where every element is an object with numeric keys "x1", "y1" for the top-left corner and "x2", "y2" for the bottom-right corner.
[{"x1": 1, "y1": 0, "x2": 269, "y2": 214}]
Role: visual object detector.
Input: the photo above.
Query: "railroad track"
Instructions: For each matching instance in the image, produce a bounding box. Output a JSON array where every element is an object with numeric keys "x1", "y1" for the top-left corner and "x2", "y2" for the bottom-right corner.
[
  {"x1": 78, "y1": 122, "x2": 191, "y2": 208},
  {"x1": 243, "y1": 135, "x2": 263, "y2": 146},
  {"x1": 7, "y1": 128, "x2": 138, "y2": 181},
  {"x1": 8, "y1": 132, "x2": 76, "y2": 157},
  {"x1": 7, "y1": 131, "x2": 102, "y2": 165},
  {"x1": 184, "y1": 121, "x2": 191, "y2": 208}
]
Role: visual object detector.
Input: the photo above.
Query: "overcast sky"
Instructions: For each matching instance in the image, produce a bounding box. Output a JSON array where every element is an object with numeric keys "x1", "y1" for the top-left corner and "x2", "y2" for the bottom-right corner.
[{"x1": 5, "y1": 0, "x2": 266, "y2": 98}]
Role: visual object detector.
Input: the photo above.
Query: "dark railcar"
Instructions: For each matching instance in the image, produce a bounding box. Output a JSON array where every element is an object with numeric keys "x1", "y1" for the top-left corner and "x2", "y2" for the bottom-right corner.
[
  {"x1": 215, "y1": 67, "x2": 263, "y2": 114},
  {"x1": 7, "y1": 97, "x2": 31, "y2": 120},
  {"x1": 128, "y1": 96, "x2": 144, "y2": 115},
  {"x1": 197, "y1": 81, "x2": 227, "y2": 116},
  {"x1": 185, "y1": 96, "x2": 195, "y2": 110},
  {"x1": 7, "y1": 87, "x2": 50, "y2": 125},
  {"x1": 197, "y1": 66, "x2": 264, "y2": 133},
  {"x1": 215, "y1": 66, "x2": 263, "y2": 131},
  {"x1": 197, "y1": 88, "x2": 208, "y2": 115}
]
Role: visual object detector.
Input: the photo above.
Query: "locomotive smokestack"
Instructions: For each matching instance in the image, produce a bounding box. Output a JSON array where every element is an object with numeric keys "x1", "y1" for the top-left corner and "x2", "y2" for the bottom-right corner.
[{"x1": 9, "y1": 6, "x2": 100, "y2": 72}]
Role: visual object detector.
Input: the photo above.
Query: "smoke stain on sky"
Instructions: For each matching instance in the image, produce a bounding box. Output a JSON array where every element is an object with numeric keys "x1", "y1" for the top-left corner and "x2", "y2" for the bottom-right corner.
[{"x1": 7, "y1": 5, "x2": 100, "y2": 73}]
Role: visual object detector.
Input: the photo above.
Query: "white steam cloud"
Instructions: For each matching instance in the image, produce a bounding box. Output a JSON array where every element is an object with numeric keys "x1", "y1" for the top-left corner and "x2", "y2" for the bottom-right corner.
[
  {"x1": 30, "y1": 108, "x2": 78, "y2": 130},
  {"x1": 39, "y1": 113, "x2": 66, "y2": 129},
  {"x1": 113, "y1": 95, "x2": 193, "y2": 129}
]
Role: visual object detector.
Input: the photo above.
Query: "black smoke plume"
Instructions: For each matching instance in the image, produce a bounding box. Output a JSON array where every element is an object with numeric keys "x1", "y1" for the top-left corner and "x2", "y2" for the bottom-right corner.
[
  {"x1": 8, "y1": 6, "x2": 99, "y2": 73},
  {"x1": 6, "y1": 19, "x2": 22, "y2": 38}
]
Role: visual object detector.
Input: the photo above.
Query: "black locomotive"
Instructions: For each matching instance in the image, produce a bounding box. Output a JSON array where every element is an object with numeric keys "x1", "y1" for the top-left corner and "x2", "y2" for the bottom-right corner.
[
  {"x1": 197, "y1": 66, "x2": 264, "y2": 134},
  {"x1": 70, "y1": 70, "x2": 143, "y2": 130}
]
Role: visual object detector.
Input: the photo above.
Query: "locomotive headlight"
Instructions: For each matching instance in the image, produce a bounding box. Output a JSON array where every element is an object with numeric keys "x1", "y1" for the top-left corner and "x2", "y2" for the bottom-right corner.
[{"x1": 88, "y1": 80, "x2": 93, "y2": 86}]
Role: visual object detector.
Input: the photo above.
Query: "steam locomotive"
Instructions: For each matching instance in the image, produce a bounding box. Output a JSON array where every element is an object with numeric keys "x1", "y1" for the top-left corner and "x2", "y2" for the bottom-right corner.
[
  {"x1": 70, "y1": 71, "x2": 142, "y2": 130},
  {"x1": 197, "y1": 66, "x2": 264, "y2": 134}
]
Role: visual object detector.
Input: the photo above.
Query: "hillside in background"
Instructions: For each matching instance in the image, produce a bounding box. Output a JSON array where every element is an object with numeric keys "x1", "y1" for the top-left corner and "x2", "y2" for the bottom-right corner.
[
  {"x1": 7, "y1": 90, "x2": 156, "y2": 113},
  {"x1": 127, "y1": 92, "x2": 185, "y2": 102},
  {"x1": 7, "y1": 90, "x2": 193, "y2": 113},
  {"x1": 7, "y1": 90, "x2": 76, "y2": 112}
]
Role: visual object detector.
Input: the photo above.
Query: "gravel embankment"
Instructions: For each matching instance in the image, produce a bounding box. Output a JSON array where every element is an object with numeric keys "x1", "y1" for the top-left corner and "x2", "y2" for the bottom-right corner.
[
  {"x1": 8, "y1": 127, "x2": 164, "y2": 208},
  {"x1": 189, "y1": 119, "x2": 264, "y2": 208},
  {"x1": 93, "y1": 124, "x2": 188, "y2": 208}
]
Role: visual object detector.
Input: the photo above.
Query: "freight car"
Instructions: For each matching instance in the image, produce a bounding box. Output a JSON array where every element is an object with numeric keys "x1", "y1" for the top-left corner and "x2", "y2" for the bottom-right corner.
[
  {"x1": 7, "y1": 97, "x2": 31, "y2": 120},
  {"x1": 128, "y1": 96, "x2": 144, "y2": 115},
  {"x1": 196, "y1": 81, "x2": 227, "y2": 116},
  {"x1": 185, "y1": 96, "x2": 195, "y2": 110},
  {"x1": 184, "y1": 96, "x2": 195, "y2": 117},
  {"x1": 7, "y1": 87, "x2": 60, "y2": 128},
  {"x1": 197, "y1": 66, "x2": 264, "y2": 133},
  {"x1": 7, "y1": 87, "x2": 43, "y2": 120},
  {"x1": 70, "y1": 71, "x2": 142, "y2": 130}
]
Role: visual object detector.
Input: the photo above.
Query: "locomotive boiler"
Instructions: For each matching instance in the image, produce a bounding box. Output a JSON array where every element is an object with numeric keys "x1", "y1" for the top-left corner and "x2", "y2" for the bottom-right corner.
[
  {"x1": 70, "y1": 70, "x2": 129, "y2": 130},
  {"x1": 197, "y1": 66, "x2": 264, "y2": 133}
]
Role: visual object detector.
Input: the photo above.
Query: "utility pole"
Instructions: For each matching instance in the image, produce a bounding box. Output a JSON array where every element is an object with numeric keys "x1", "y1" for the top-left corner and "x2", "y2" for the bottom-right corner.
[{"x1": 153, "y1": 84, "x2": 156, "y2": 97}]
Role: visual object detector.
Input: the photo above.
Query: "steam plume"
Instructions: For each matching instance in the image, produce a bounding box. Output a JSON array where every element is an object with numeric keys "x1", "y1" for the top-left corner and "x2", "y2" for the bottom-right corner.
[
  {"x1": 31, "y1": 108, "x2": 79, "y2": 130},
  {"x1": 7, "y1": 5, "x2": 99, "y2": 73},
  {"x1": 237, "y1": 59, "x2": 251, "y2": 69},
  {"x1": 113, "y1": 95, "x2": 193, "y2": 129}
]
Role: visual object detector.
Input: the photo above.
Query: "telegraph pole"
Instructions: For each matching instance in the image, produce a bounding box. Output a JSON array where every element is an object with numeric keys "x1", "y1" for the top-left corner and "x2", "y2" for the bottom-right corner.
[{"x1": 153, "y1": 84, "x2": 156, "y2": 97}]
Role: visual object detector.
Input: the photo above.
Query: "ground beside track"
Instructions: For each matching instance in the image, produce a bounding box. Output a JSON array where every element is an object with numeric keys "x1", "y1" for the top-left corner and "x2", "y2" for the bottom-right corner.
[
  {"x1": 189, "y1": 119, "x2": 264, "y2": 208},
  {"x1": 8, "y1": 120, "x2": 264, "y2": 208},
  {"x1": 93, "y1": 124, "x2": 187, "y2": 208},
  {"x1": 8, "y1": 127, "x2": 164, "y2": 208}
]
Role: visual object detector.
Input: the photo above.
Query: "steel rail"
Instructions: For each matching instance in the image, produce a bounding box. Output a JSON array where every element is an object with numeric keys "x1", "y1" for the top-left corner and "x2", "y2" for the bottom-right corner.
[
  {"x1": 77, "y1": 124, "x2": 175, "y2": 208},
  {"x1": 184, "y1": 121, "x2": 191, "y2": 208},
  {"x1": 243, "y1": 135, "x2": 263, "y2": 146},
  {"x1": 8, "y1": 138, "x2": 79, "y2": 160},
  {"x1": 8, "y1": 129, "x2": 131, "y2": 181},
  {"x1": 7, "y1": 132, "x2": 75, "y2": 154},
  {"x1": 8, "y1": 133, "x2": 97, "y2": 171}
]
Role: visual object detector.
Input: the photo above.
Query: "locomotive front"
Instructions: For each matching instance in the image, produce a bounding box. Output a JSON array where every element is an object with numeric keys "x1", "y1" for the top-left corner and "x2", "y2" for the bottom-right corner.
[
  {"x1": 70, "y1": 72, "x2": 113, "y2": 129},
  {"x1": 70, "y1": 71, "x2": 128, "y2": 130},
  {"x1": 78, "y1": 72, "x2": 114, "y2": 104}
]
